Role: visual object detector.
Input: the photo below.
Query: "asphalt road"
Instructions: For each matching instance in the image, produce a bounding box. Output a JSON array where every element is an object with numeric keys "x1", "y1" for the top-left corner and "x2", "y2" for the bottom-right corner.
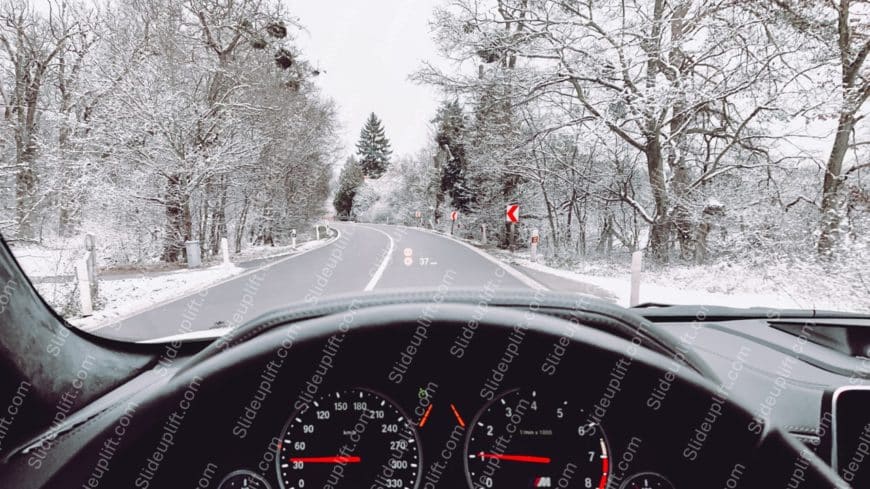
[{"x1": 97, "y1": 223, "x2": 546, "y2": 341}]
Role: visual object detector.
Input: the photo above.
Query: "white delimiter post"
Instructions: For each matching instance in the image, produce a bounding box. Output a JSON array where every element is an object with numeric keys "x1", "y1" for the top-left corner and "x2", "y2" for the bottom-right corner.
[
  {"x1": 220, "y1": 237, "x2": 230, "y2": 264},
  {"x1": 76, "y1": 256, "x2": 93, "y2": 316},
  {"x1": 630, "y1": 250, "x2": 643, "y2": 306},
  {"x1": 530, "y1": 228, "x2": 539, "y2": 262},
  {"x1": 481, "y1": 224, "x2": 487, "y2": 244}
]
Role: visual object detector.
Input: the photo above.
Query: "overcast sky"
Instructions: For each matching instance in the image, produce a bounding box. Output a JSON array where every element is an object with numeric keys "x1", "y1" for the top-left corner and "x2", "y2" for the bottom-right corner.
[{"x1": 288, "y1": 0, "x2": 444, "y2": 158}]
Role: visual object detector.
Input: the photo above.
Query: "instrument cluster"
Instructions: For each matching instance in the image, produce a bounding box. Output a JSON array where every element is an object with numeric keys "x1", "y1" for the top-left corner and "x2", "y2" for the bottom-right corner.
[{"x1": 217, "y1": 384, "x2": 675, "y2": 489}]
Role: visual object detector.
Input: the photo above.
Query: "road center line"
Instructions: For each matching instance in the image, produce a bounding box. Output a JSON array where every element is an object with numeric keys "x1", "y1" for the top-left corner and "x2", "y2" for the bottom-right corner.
[{"x1": 358, "y1": 225, "x2": 395, "y2": 291}]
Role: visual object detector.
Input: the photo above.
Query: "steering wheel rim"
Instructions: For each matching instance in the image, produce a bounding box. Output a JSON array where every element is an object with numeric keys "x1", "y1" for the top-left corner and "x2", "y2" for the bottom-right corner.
[{"x1": 179, "y1": 288, "x2": 722, "y2": 382}]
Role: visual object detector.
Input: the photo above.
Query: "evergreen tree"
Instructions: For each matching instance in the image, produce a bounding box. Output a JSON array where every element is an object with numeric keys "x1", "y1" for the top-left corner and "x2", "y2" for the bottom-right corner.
[
  {"x1": 355, "y1": 113, "x2": 392, "y2": 178},
  {"x1": 434, "y1": 101, "x2": 472, "y2": 211},
  {"x1": 333, "y1": 157, "x2": 364, "y2": 220}
]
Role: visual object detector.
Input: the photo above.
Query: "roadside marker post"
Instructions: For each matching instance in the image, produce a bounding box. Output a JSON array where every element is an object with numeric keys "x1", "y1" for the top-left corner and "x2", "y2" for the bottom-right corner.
[
  {"x1": 291, "y1": 229, "x2": 297, "y2": 249},
  {"x1": 185, "y1": 240, "x2": 202, "y2": 268},
  {"x1": 481, "y1": 223, "x2": 487, "y2": 244},
  {"x1": 530, "y1": 229, "x2": 540, "y2": 262},
  {"x1": 83, "y1": 234, "x2": 98, "y2": 301},
  {"x1": 220, "y1": 237, "x2": 230, "y2": 264},
  {"x1": 630, "y1": 250, "x2": 643, "y2": 306},
  {"x1": 75, "y1": 257, "x2": 93, "y2": 316}
]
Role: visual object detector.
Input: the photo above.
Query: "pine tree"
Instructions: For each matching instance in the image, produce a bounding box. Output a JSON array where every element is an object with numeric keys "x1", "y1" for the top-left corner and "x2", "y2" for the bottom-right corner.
[
  {"x1": 355, "y1": 113, "x2": 392, "y2": 178},
  {"x1": 333, "y1": 157, "x2": 364, "y2": 220},
  {"x1": 434, "y1": 100, "x2": 472, "y2": 212}
]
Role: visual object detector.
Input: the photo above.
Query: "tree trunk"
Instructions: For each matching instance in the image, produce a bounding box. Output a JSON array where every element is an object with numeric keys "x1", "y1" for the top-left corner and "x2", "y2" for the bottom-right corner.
[
  {"x1": 13, "y1": 84, "x2": 41, "y2": 239},
  {"x1": 160, "y1": 173, "x2": 192, "y2": 263},
  {"x1": 596, "y1": 215, "x2": 613, "y2": 255},
  {"x1": 817, "y1": 111, "x2": 855, "y2": 256},
  {"x1": 645, "y1": 139, "x2": 670, "y2": 262},
  {"x1": 15, "y1": 159, "x2": 36, "y2": 239},
  {"x1": 210, "y1": 179, "x2": 228, "y2": 255},
  {"x1": 574, "y1": 201, "x2": 586, "y2": 256},
  {"x1": 235, "y1": 193, "x2": 250, "y2": 253}
]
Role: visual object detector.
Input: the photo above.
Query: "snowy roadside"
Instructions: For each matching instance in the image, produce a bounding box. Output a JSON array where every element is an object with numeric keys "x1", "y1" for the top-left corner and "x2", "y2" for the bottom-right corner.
[
  {"x1": 231, "y1": 239, "x2": 326, "y2": 264},
  {"x1": 506, "y1": 255, "x2": 799, "y2": 309},
  {"x1": 54, "y1": 264, "x2": 245, "y2": 331},
  {"x1": 18, "y1": 230, "x2": 338, "y2": 331},
  {"x1": 447, "y1": 233, "x2": 867, "y2": 313}
]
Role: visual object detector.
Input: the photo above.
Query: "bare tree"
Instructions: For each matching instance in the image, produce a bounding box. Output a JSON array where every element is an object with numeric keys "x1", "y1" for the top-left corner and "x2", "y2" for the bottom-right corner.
[
  {"x1": 419, "y1": 0, "x2": 797, "y2": 262},
  {"x1": 0, "y1": 0, "x2": 84, "y2": 239},
  {"x1": 761, "y1": 0, "x2": 870, "y2": 256}
]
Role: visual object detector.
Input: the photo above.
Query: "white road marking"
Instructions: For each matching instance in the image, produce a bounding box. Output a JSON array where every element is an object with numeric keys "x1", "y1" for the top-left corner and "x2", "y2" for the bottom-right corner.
[{"x1": 358, "y1": 225, "x2": 395, "y2": 291}]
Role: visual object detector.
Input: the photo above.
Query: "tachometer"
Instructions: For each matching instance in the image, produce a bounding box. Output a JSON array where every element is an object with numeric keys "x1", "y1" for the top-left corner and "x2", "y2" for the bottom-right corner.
[
  {"x1": 276, "y1": 388, "x2": 421, "y2": 489},
  {"x1": 465, "y1": 389, "x2": 609, "y2": 489}
]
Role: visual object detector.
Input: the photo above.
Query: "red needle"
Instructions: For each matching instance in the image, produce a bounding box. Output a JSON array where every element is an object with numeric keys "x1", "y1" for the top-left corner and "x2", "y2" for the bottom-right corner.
[
  {"x1": 290, "y1": 456, "x2": 361, "y2": 463},
  {"x1": 419, "y1": 404, "x2": 434, "y2": 427},
  {"x1": 450, "y1": 403, "x2": 466, "y2": 428},
  {"x1": 478, "y1": 453, "x2": 551, "y2": 463}
]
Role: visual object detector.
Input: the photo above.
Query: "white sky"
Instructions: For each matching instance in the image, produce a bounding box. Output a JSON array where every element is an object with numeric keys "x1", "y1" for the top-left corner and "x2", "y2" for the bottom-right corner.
[{"x1": 288, "y1": 0, "x2": 444, "y2": 157}]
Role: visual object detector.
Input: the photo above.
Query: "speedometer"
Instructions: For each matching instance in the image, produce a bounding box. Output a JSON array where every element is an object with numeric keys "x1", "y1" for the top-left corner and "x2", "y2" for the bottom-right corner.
[
  {"x1": 276, "y1": 388, "x2": 421, "y2": 489},
  {"x1": 465, "y1": 389, "x2": 609, "y2": 489}
]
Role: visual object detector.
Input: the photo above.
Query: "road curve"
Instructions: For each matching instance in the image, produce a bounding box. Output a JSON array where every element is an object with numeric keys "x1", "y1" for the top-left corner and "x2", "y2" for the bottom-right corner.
[{"x1": 97, "y1": 223, "x2": 539, "y2": 341}]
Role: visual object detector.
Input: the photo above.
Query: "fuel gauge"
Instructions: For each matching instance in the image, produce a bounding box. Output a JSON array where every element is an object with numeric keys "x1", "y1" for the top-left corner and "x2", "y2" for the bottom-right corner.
[{"x1": 620, "y1": 472, "x2": 674, "y2": 489}]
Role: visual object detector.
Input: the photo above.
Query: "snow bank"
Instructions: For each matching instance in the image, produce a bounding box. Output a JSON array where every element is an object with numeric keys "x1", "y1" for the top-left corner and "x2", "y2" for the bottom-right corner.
[
  {"x1": 232, "y1": 238, "x2": 325, "y2": 262},
  {"x1": 499, "y1": 251, "x2": 868, "y2": 313},
  {"x1": 9, "y1": 242, "x2": 80, "y2": 278},
  {"x1": 65, "y1": 263, "x2": 244, "y2": 331}
]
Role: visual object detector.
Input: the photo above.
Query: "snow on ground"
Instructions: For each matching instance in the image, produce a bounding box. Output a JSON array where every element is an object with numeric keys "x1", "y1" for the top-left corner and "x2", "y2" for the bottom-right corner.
[
  {"x1": 51, "y1": 263, "x2": 245, "y2": 331},
  {"x1": 231, "y1": 238, "x2": 326, "y2": 262},
  {"x1": 19, "y1": 230, "x2": 337, "y2": 331},
  {"x1": 9, "y1": 242, "x2": 81, "y2": 278},
  {"x1": 489, "y1": 248, "x2": 868, "y2": 313}
]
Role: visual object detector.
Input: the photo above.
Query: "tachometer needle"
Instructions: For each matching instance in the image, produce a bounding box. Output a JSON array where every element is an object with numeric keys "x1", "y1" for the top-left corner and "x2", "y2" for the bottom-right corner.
[
  {"x1": 477, "y1": 453, "x2": 551, "y2": 464},
  {"x1": 450, "y1": 403, "x2": 466, "y2": 428},
  {"x1": 419, "y1": 404, "x2": 434, "y2": 427},
  {"x1": 289, "y1": 456, "x2": 361, "y2": 463}
]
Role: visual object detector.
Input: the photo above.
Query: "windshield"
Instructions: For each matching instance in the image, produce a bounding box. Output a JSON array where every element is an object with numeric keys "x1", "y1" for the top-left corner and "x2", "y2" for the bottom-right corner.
[{"x1": 1, "y1": 0, "x2": 868, "y2": 341}]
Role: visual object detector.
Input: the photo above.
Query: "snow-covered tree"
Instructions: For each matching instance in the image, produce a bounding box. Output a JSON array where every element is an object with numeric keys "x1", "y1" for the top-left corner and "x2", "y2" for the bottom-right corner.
[
  {"x1": 0, "y1": 0, "x2": 339, "y2": 264},
  {"x1": 417, "y1": 0, "x2": 819, "y2": 262},
  {"x1": 333, "y1": 157, "x2": 363, "y2": 220},
  {"x1": 434, "y1": 100, "x2": 472, "y2": 212},
  {"x1": 355, "y1": 112, "x2": 392, "y2": 179},
  {"x1": 750, "y1": 0, "x2": 870, "y2": 257}
]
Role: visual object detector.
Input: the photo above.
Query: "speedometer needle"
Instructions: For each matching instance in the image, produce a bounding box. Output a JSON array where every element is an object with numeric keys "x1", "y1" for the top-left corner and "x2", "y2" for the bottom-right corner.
[
  {"x1": 290, "y1": 456, "x2": 361, "y2": 463},
  {"x1": 477, "y1": 453, "x2": 551, "y2": 464}
]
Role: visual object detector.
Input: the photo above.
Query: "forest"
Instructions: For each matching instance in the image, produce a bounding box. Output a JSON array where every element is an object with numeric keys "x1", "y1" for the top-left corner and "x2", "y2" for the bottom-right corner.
[
  {"x1": 355, "y1": 0, "x2": 868, "y2": 278},
  {"x1": 0, "y1": 0, "x2": 339, "y2": 265}
]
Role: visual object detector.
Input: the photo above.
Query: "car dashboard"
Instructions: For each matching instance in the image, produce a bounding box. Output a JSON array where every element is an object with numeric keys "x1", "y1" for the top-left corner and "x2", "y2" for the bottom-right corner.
[{"x1": 0, "y1": 296, "x2": 861, "y2": 489}]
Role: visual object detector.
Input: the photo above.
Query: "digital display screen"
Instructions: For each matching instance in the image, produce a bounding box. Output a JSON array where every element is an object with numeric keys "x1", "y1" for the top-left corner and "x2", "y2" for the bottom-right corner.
[{"x1": 833, "y1": 388, "x2": 870, "y2": 488}]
